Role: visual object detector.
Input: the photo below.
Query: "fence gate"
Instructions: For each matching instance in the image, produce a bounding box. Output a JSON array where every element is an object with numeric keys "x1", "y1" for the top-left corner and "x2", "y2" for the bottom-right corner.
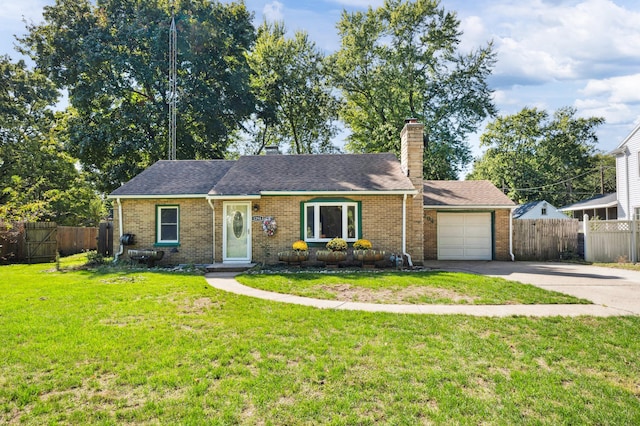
[{"x1": 25, "y1": 222, "x2": 58, "y2": 263}]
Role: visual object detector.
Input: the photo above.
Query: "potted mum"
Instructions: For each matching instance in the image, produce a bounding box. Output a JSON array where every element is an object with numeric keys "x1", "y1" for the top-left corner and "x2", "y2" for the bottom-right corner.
[
  {"x1": 278, "y1": 240, "x2": 309, "y2": 265},
  {"x1": 353, "y1": 238, "x2": 385, "y2": 267},
  {"x1": 316, "y1": 237, "x2": 348, "y2": 265}
]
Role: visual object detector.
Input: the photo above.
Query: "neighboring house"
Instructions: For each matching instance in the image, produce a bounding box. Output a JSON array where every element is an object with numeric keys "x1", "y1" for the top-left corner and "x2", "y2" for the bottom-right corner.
[
  {"x1": 513, "y1": 200, "x2": 570, "y2": 220},
  {"x1": 559, "y1": 193, "x2": 618, "y2": 220},
  {"x1": 611, "y1": 121, "x2": 640, "y2": 220},
  {"x1": 108, "y1": 121, "x2": 515, "y2": 265}
]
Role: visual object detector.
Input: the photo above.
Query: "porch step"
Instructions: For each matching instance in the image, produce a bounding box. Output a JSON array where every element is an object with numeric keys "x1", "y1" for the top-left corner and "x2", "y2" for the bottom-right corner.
[{"x1": 205, "y1": 263, "x2": 256, "y2": 273}]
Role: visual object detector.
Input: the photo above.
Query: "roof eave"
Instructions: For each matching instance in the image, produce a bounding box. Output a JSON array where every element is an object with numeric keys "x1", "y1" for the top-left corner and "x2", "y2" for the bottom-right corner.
[
  {"x1": 560, "y1": 202, "x2": 618, "y2": 211},
  {"x1": 423, "y1": 204, "x2": 516, "y2": 209},
  {"x1": 107, "y1": 193, "x2": 207, "y2": 199},
  {"x1": 207, "y1": 189, "x2": 417, "y2": 198}
]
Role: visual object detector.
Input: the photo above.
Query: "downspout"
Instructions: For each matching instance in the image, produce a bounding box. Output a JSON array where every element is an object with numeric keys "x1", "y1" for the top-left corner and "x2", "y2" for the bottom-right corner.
[
  {"x1": 509, "y1": 207, "x2": 515, "y2": 261},
  {"x1": 401, "y1": 194, "x2": 413, "y2": 268},
  {"x1": 114, "y1": 197, "x2": 124, "y2": 261},
  {"x1": 402, "y1": 194, "x2": 407, "y2": 253},
  {"x1": 207, "y1": 198, "x2": 216, "y2": 264}
]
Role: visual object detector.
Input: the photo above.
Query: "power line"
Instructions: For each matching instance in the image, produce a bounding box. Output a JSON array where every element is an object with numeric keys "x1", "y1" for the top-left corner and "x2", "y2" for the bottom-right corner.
[{"x1": 506, "y1": 165, "x2": 615, "y2": 193}]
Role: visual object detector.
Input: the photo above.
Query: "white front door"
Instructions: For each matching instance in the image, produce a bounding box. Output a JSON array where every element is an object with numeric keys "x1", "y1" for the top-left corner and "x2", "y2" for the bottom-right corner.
[{"x1": 223, "y1": 202, "x2": 251, "y2": 263}]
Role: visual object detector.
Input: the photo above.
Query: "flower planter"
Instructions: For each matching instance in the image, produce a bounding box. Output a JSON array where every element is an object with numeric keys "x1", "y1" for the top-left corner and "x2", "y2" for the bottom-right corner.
[
  {"x1": 316, "y1": 250, "x2": 347, "y2": 265},
  {"x1": 278, "y1": 251, "x2": 309, "y2": 265},
  {"x1": 353, "y1": 249, "x2": 386, "y2": 266}
]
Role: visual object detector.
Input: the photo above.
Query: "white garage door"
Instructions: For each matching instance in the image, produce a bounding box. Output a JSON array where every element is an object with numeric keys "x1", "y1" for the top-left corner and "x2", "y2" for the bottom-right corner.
[{"x1": 437, "y1": 213, "x2": 492, "y2": 260}]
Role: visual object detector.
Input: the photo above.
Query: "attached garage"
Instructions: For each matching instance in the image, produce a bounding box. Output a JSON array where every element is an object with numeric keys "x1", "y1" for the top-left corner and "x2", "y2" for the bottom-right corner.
[
  {"x1": 437, "y1": 212, "x2": 492, "y2": 260},
  {"x1": 423, "y1": 180, "x2": 516, "y2": 261}
]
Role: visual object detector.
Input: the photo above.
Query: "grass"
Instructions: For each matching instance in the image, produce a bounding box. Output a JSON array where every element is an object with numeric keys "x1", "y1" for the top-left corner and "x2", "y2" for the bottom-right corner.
[
  {"x1": 1, "y1": 255, "x2": 639, "y2": 424},
  {"x1": 236, "y1": 271, "x2": 590, "y2": 305}
]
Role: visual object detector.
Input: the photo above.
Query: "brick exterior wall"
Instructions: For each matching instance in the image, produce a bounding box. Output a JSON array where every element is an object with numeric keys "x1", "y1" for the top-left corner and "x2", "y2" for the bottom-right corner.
[
  {"x1": 114, "y1": 194, "x2": 419, "y2": 265},
  {"x1": 493, "y1": 209, "x2": 512, "y2": 261},
  {"x1": 423, "y1": 209, "x2": 513, "y2": 260},
  {"x1": 113, "y1": 198, "x2": 214, "y2": 265}
]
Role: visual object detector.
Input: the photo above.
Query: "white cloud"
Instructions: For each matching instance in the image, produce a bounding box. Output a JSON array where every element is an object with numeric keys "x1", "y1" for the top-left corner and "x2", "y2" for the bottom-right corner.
[
  {"x1": 475, "y1": 0, "x2": 640, "y2": 86},
  {"x1": 263, "y1": 1, "x2": 284, "y2": 22},
  {"x1": 581, "y1": 74, "x2": 640, "y2": 104},
  {"x1": 574, "y1": 74, "x2": 640, "y2": 127},
  {"x1": 459, "y1": 15, "x2": 490, "y2": 52}
]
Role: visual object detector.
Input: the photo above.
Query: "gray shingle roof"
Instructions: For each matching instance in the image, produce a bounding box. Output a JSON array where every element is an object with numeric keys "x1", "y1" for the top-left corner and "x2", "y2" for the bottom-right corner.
[
  {"x1": 423, "y1": 180, "x2": 515, "y2": 207},
  {"x1": 208, "y1": 153, "x2": 415, "y2": 195},
  {"x1": 110, "y1": 160, "x2": 235, "y2": 196},
  {"x1": 560, "y1": 193, "x2": 618, "y2": 211}
]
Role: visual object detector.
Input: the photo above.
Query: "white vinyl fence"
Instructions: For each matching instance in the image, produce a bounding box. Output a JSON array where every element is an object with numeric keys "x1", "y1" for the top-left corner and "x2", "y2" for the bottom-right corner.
[{"x1": 583, "y1": 215, "x2": 639, "y2": 263}]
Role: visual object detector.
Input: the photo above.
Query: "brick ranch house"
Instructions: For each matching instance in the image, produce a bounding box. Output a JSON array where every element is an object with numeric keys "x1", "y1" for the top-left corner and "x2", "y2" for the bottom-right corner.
[{"x1": 108, "y1": 121, "x2": 515, "y2": 265}]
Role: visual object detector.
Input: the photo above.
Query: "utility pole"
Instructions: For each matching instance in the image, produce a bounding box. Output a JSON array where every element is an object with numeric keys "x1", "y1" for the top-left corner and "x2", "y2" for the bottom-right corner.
[
  {"x1": 600, "y1": 164, "x2": 605, "y2": 194},
  {"x1": 168, "y1": 13, "x2": 177, "y2": 160}
]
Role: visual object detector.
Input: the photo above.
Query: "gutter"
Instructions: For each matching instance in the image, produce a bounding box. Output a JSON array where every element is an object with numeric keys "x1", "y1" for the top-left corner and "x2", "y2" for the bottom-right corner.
[
  {"x1": 207, "y1": 198, "x2": 216, "y2": 263},
  {"x1": 114, "y1": 197, "x2": 124, "y2": 261},
  {"x1": 401, "y1": 194, "x2": 414, "y2": 268},
  {"x1": 509, "y1": 207, "x2": 515, "y2": 261}
]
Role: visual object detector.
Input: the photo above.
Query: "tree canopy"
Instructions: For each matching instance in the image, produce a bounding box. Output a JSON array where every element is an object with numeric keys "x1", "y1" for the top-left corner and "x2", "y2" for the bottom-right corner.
[
  {"x1": 20, "y1": 0, "x2": 256, "y2": 193},
  {"x1": 239, "y1": 21, "x2": 342, "y2": 155},
  {"x1": 467, "y1": 107, "x2": 612, "y2": 207},
  {"x1": 331, "y1": 0, "x2": 496, "y2": 179},
  {"x1": 0, "y1": 56, "x2": 104, "y2": 225}
]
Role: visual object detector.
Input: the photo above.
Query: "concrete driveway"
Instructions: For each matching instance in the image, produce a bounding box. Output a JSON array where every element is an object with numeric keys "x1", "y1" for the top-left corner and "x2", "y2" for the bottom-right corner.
[{"x1": 423, "y1": 261, "x2": 640, "y2": 316}]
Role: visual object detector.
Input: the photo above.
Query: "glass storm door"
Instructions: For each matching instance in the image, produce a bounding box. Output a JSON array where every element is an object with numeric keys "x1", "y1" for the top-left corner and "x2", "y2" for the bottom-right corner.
[{"x1": 223, "y1": 202, "x2": 251, "y2": 262}]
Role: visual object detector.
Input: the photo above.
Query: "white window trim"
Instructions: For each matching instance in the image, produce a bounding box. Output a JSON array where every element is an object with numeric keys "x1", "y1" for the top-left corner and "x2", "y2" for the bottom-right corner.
[
  {"x1": 304, "y1": 201, "x2": 358, "y2": 243},
  {"x1": 157, "y1": 205, "x2": 180, "y2": 244}
]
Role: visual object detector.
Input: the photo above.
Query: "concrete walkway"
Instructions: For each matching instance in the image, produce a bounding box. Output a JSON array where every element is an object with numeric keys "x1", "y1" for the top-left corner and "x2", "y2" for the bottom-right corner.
[{"x1": 204, "y1": 262, "x2": 640, "y2": 317}]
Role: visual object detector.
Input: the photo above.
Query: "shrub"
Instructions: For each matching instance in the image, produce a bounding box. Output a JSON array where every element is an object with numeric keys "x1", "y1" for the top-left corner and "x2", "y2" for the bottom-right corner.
[
  {"x1": 353, "y1": 239, "x2": 372, "y2": 250},
  {"x1": 326, "y1": 237, "x2": 347, "y2": 251},
  {"x1": 292, "y1": 240, "x2": 308, "y2": 251}
]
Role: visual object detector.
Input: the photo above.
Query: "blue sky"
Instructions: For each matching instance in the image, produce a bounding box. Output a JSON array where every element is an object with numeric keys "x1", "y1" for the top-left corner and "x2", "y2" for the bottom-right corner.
[{"x1": 2, "y1": 0, "x2": 640, "y2": 169}]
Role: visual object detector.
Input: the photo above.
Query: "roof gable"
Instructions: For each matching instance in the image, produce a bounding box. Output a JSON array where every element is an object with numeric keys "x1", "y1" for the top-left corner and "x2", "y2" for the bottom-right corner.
[
  {"x1": 423, "y1": 180, "x2": 515, "y2": 207},
  {"x1": 513, "y1": 200, "x2": 569, "y2": 219},
  {"x1": 110, "y1": 160, "x2": 234, "y2": 197},
  {"x1": 611, "y1": 121, "x2": 640, "y2": 154}
]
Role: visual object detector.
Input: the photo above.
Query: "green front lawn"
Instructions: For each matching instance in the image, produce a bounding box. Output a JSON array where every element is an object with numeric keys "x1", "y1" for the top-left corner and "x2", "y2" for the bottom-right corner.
[
  {"x1": 236, "y1": 271, "x2": 589, "y2": 305},
  {"x1": 1, "y1": 256, "x2": 639, "y2": 424}
]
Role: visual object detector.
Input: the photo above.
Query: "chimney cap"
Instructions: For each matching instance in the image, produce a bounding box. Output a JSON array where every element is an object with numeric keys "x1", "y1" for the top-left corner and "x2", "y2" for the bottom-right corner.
[
  {"x1": 404, "y1": 117, "x2": 419, "y2": 124},
  {"x1": 264, "y1": 146, "x2": 281, "y2": 155}
]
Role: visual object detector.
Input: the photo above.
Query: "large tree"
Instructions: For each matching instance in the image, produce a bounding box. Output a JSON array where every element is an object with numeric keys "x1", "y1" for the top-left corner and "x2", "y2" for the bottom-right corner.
[
  {"x1": 331, "y1": 0, "x2": 496, "y2": 179},
  {"x1": 468, "y1": 107, "x2": 609, "y2": 206},
  {"x1": 238, "y1": 22, "x2": 341, "y2": 155},
  {"x1": 0, "y1": 56, "x2": 104, "y2": 225},
  {"x1": 20, "y1": 0, "x2": 256, "y2": 192}
]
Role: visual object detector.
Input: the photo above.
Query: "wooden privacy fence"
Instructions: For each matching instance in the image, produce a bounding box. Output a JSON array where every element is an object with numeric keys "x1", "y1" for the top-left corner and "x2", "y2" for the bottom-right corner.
[
  {"x1": 58, "y1": 226, "x2": 98, "y2": 256},
  {"x1": 583, "y1": 217, "x2": 639, "y2": 263},
  {"x1": 512, "y1": 219, "x2": 580, "y2": 260},
  {"x1": 0, "y1": 222, "x2": 104, "y2": 263}
]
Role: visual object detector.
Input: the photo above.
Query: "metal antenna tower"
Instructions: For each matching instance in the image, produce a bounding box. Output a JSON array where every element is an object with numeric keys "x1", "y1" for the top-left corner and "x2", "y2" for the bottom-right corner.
[{"x1": 168, "y1": 14, "x2": 177, "y2": 160}]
